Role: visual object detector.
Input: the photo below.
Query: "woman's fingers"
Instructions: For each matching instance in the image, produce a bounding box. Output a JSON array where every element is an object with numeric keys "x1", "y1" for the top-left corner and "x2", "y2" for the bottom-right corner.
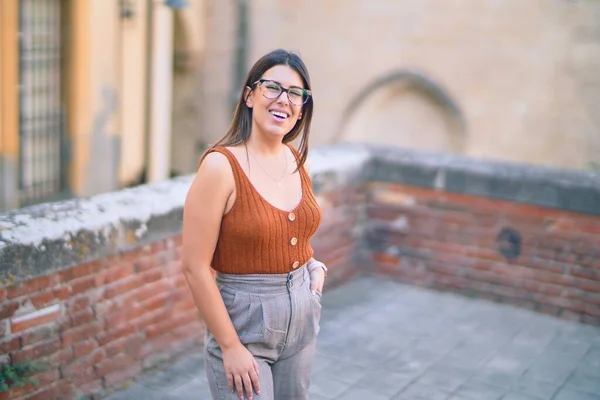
[
  {"x1": 227, "y1": 373, "x2": 234, "y2": 393},
  {"x1": 242, "y1": 372, "x2": 255, "y2": 400},
  {"x1": 234, "y1": 374, "x2": 244, "y2": 399},
  {"x1": 310, "y1": 269, "x2": 325, "y2": 295},
  {"x1": 249, "y1": 366, "x2": 261, "y2": 396},
  {"x1": 252, "y1": 359, "x2": 261, "y2": 395}
]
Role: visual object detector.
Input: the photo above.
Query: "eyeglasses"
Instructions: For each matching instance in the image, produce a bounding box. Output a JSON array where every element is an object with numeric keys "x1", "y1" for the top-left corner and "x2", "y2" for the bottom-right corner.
[{"x1": 253, "y1": 79, "x2": 311, "y2": 106}]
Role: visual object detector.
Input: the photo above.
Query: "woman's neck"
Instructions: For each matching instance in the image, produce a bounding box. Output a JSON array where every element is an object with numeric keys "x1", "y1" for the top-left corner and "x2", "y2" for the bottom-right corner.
[{"x1": 245, "y1": 131, "x2": 285, "y2": 157}]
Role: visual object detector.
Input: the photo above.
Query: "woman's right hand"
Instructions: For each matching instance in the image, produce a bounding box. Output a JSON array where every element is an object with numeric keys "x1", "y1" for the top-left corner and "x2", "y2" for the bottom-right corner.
[{"x1": 222, "y1": 342, "x2": 261, "y2": 400}]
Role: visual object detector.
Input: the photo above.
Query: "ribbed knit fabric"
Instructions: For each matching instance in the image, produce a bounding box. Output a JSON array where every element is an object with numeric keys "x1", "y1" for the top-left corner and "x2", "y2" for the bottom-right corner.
[{"x1": 207, "y1": 145, "x2": 322, "y2": 274}]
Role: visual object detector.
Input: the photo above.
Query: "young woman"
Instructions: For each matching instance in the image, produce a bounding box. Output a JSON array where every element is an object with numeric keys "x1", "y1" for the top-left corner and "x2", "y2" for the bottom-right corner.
[{"x1": 181, "y1": 49, "x2": 327, "y2": 400}]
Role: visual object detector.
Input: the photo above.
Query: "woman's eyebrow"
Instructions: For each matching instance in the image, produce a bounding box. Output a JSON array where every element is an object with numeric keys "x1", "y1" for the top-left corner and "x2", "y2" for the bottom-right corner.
[{"x1": 264, "y1": 78, "x2": 304, "y2": 89}]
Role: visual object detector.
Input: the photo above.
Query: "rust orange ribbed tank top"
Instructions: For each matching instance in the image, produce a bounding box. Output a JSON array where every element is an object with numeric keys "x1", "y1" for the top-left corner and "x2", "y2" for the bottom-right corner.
[{"x1": 207, "y1": 145, "x2": 322, "y2": 274}]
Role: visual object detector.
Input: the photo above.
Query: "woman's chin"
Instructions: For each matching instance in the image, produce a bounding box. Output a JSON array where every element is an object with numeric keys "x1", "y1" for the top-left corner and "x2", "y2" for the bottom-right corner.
[{"x1": 263, "y1": 124, "x2": 291, "y2": 139}]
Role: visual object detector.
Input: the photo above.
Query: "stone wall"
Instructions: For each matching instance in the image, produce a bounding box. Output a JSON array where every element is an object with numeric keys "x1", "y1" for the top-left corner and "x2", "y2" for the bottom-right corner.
[
  {"x1": 0, "y1": 143, "x2": 599, "y2": 399},
  {"x1": 202, "y1": 0, "x2": 600, "y2": 171}
]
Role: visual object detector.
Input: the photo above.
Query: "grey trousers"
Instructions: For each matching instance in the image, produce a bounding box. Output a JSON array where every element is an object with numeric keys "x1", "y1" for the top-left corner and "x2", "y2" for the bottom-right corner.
[{"x1": 204, "y1": 265, "x2": 322, "y2": 400}]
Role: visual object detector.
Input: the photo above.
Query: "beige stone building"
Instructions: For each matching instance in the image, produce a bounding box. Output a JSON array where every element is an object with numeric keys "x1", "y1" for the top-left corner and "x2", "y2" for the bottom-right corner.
[
  {"x1": 1, "y1": 0, "x2": 599, "y2": 212},
  {"x1": 202, "y1": 0, "x2": 600, "y2": 172}
]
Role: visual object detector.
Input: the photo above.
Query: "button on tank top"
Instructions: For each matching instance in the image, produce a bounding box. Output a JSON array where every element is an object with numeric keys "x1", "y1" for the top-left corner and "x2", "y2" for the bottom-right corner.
[{"x1": 206, "y1": 145, "x2": 322, "y2": 274}]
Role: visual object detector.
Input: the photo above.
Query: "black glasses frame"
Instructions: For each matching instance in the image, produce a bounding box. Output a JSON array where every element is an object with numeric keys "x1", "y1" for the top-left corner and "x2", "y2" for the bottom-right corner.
[{"x1": 252, "y1": 79, "x2": 312, "y2": 105}]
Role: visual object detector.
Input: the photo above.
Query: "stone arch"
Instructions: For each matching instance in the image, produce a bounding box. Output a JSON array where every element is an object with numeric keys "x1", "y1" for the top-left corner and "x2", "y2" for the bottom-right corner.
[{"x1": 335, "y1": 70, "x2": 467, "y2": 154}]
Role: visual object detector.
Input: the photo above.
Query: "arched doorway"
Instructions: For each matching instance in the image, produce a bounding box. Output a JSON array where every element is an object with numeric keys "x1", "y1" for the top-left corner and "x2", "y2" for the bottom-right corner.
[{"x1": 336, "y1": 70, "x2": 466, "y2": 154}]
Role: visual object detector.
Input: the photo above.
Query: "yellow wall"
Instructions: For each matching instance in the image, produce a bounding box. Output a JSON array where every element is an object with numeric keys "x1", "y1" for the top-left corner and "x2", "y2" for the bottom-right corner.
[
  {"x1": 65, "y1": 0, "x2": 91, "y2": 197},
  {"x1": 0, "y1": 0, "x2": 19, "y2": 161},
  {"x1": 118, "y1": 0, "x2": 149, "y2": 186}
]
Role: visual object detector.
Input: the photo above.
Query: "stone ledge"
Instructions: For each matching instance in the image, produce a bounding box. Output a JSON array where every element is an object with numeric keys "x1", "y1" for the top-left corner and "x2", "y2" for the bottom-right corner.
[
  {"x1": 0, "y1": 145, "x2": 371, "y2": 284},
  {"x1": 0, "y1": 176, "x2": 193, "y2": 284},
  {"x1": 366, "y1": 143, "x2": 600, "y2": 216},
  {"x1": 1, "y1": 143, "x2": 598, "y2": 284}
]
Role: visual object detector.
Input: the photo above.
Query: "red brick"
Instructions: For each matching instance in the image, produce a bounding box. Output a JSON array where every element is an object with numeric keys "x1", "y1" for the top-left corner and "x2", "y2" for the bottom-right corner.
[
  {"x1": 73, "y1": 338, "x2": 99, "y2": 358},
  {"x1": 428, "y1": 261, "x2": 465, "y2": 276},
  {"x1": 491, "y1": 263, "x2": 534, "y2": 280},
  {"x1": 29, "y1": 368, "x2": 60, "y2": 388},
  {"x1": 139, "y1": 291, "x2": 169, "y2": 313},
  {"x1": 0, "y1": 287, "x2": 6, "y2": 301},
  {"x1": 27, "y1": 380, "x2": 72, "y2": 400},
  {"x1": 0, "y1": 301, "x2": 19, "y2": 320},
  {"x1": 100, "y1": 262, "x2": 135, "y2": 285},
  {"x1": 29, "y1": 286, "x2": 70, "y2": 308},
  {"x1": 63, "y1": 365, "x2": 97, "y2": 388},
  {"x1": 172, "y1": 320, "x2": 205, "y2": 339},
  {"x1": 42, "y1": 347, "x2": 74, "y2": 368},
  {"x1": 103, "y1": 362, "x2": 142, "y2": 387},
  {"x1": 103, "y1": 275, "x2": 145, "y2": 299},
  {"x1": 12, "y1": 337, "x2": 62, "y2": 363},
  {"x1": 103, "y1": 334, "x2": 143, "y2": 358},
  {"x1": 10, "y1": 304, "x2": 61, "y2": 333},
  {"x1": 103, "y1": 306, "x2": 146, "y2": 332},
  {"x1": 170, "y1": 296, "x2": 196, "y2": 315},
  {"x1": 59, "y1": 260, "x2": 103, "y2": 283},
  {"x1": 532, "y1": 270, "x2": 574, "y2": 286},
  {"x1": 141, "y1": 268, "x2": 163, "y2": 284},
  {"x1": 96, "y1": 324, "x2": 137, "y2": 346},
  {"x1": 0, "y1": 336, "x2": 20, "y2": 353},
  {"x1": 585, "y1": 304, "x2": 600, "y2": 317},
  {"x1": 133, "y1": 281, "x2": 171, "y2": 303},
  {"x1": 521, "y1": 258, "x2": 565, "y2": 274},
  {"x1": 134, "y1": 309, "x2": 172, "y2": 331},
  {"x1": 61, "y1": 348, "x2": 106, "y2": 378},
  {"x1": 578, "y1": 278, "x2": 600, "y2": 294},
  {"x1": 134, "y1": 256, "x2": 159, "y2": 273},
  {"x1": 69, "y1": 308, "x2": 96, "y2": 328},
  {"x1": 6, "y1": 275, "x2": 60, "y2": 299},
  {"x1": 95, "y1": 354, "x2": 135, "y2": 377},
  {"x1": 70, "y1": 275, "x2": 97, "y2": 295},
  {"x1": 68, "y1": 296, "x2": 91, "y2": 313},
  {"x1": 61, "y1": 321, "x2": 103, "y2": 347},
  {"x1": 20, "y1": 325, "x2": 56, "y2": 346},
  {"x1": 146, "y1": 313, "x2": 197, "y2": 340},
  {"x1": 434, "y1": 274, "x2": 469, "y2": 290},
  {"x1": 571, "y1": 266, "x2": 600, "y2": 280}
]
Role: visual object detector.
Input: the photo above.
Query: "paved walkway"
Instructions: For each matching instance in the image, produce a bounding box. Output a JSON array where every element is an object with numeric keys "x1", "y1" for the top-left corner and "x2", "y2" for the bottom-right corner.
[{"x1": 106, "y1": 276, "x2": 600, "y2": 400}]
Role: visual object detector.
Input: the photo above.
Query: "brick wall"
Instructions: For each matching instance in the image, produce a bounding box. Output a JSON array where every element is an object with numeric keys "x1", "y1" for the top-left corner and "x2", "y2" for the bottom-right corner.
[
  {"x1": 0, "y1": 143, "x2": 598, "y2": 399},
  {"x1": 0, "y1": 238, "x2": 198, "y2": 399},
  {"x1": 367, "y1": 183, "x2": 600, "y2": 325}
]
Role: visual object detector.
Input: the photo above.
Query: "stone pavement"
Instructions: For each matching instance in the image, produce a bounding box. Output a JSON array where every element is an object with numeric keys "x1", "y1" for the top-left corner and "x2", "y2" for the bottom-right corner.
[{"x1": 106, "y1": 276, "x2": 600, "y2": 400}]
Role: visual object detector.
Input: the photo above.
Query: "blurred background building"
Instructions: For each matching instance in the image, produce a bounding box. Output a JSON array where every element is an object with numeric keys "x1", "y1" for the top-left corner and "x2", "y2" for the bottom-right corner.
[{"x1": 1, "y1": 0, "x2": 599, "y2": 213}]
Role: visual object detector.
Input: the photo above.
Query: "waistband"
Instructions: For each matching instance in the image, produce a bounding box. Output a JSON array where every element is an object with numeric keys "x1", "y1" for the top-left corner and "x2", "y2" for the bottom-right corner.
[{"x1": 216, "y1": 263, "x2": 309, "y2": 295}]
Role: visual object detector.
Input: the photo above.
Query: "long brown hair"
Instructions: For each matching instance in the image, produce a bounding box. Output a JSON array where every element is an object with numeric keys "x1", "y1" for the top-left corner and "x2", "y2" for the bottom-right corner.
[{"x1": 201, "y1": 49, "x2": 314, "y2": 170}]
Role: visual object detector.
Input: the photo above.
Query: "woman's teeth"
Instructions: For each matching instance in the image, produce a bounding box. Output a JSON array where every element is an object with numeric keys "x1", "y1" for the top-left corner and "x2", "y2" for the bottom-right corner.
[{"x1": 270, "y1": 111, "x2": 288, "y2": 119}]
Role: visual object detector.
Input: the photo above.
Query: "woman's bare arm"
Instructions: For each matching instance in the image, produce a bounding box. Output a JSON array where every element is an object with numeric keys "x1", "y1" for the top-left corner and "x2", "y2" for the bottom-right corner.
[{"x1": 181, "y1": 151, "x2": 240, "y2": 350}]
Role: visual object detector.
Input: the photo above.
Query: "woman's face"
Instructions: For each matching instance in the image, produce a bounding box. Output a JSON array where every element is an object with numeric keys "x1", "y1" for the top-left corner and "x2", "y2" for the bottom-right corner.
[{"x1": 246, "y1": 65, "x2": 306, "y2": 139}]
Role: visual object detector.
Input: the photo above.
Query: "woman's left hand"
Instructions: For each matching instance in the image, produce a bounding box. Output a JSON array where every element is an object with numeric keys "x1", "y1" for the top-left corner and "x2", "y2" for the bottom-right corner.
[{"x1": 309, "y1": 266, "x2": 326, "y2": 295}]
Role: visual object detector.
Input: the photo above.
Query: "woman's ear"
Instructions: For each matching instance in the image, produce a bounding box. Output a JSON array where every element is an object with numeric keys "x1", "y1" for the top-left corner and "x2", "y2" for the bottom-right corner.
[{"x1": 244, "y1": 86, "x2": 253, "y2": 108}]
